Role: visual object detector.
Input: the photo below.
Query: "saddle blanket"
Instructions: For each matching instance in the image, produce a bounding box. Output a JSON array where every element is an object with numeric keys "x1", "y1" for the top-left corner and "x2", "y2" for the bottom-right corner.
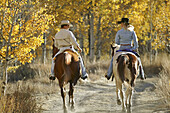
[{"x1": 116, "y1": 49, "x2": 140, "y2": 57}]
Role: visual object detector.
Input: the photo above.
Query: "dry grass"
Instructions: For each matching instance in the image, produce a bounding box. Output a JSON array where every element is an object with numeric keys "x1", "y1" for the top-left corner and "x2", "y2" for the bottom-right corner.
[
  {"x1": 141, "y1": 54, "x2": 170, "y2": 108},
  {"x1": 0, "y1": 63, "x2": 60, "y2": 113},
  {"x1": 86, "y1": 59, "x2": 110, "y2": 81},
  {"x1": 157, "y1": 71, "x2": 170, "y2": 108},
  {"x1": 141, "y1": 54, "x2": 163, "y2": 77},
  {"x1": 0, "y1": 83, "x2": 42, "y2": 113},
  {"x1": 29, "y1": 63, "x2": 60, "y2": 94},
  {"x1": 154, "y1": 54, "x2": 170, "y2": 108}
]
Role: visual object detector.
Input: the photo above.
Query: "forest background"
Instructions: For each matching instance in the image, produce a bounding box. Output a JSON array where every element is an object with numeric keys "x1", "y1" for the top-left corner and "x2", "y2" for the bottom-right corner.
[{"x1": 0, "y1": 0, "x2": 169, "y2": 95}]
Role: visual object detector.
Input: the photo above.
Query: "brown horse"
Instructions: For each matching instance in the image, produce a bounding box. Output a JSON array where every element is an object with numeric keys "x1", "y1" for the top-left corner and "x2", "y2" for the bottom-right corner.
[
  {"x1": 111, "y1": 44, "x2": 140, "y2": 110},
  {"x1": 52, "y1": 44, "x2": 81, "y2": 112}
]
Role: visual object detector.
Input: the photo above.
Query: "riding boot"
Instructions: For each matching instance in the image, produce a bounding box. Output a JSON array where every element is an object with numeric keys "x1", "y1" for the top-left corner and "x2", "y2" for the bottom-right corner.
[
  {"x1": 105, "y1": 57, "x2": 114, "y2": 80},
  {"x1": 79, "y1": 57, "x2": 88, "y2": 80},
  {"x1": 49, "y1": 76, "x2": 56, "y2": 80},
  {"x1": 138, "y1": 58, "x2": 146, "y2": 80},
  {"x1": 139, "y1": 65, "x2": 145, "y2": 80},
  {"x1": 49, "y1": 58, "x2": 56, "y2": 80}
]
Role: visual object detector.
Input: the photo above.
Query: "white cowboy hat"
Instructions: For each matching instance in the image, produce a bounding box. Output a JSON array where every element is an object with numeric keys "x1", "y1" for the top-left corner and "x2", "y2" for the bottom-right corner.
[{"x1": 59, "y1": 20, "x2": 73, "y2": 27}]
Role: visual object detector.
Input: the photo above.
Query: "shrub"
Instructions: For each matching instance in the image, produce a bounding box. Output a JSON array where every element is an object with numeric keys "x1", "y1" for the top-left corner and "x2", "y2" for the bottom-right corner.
[
  {"x1": 0, "y1": 84, "x2": 42, "y2": 113},
  {"x1": 155, "y1": 54, "x2": 170, "y2": 108}
]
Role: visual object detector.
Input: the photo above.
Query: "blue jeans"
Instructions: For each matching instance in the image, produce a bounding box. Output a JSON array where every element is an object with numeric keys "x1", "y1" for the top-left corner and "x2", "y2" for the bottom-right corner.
[{"x1": 106, "y1": 57, "x2": 114, "y2": 78}]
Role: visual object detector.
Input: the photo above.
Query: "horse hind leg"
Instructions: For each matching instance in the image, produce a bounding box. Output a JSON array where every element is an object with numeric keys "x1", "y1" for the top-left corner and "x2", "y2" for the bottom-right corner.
[
  {"x1": 125, "y1": 86, "x2": 132, "y2": 108},
  {"x1": 116, "y1": 81, "x2": 121, "y2": 105},
  {"x1": 126, "y1": 87, "x2": 132, "y2": 113},
  {"x1": 128, "y1": 87, "x2": 132, "y2": 107},
  {"x1": 118, "y1": 83, "x2": 125, "y2": 110},
  {"x1": 125, "y1": 87, "x2": 129, "y2": 107},
  {"x1": 120, "y1": 91, "x2": 125, "y2": 110},
  {"x1": 61, "y1": 87, "x2": 67, "y2": 113},
  {"x1": 68, "y1": 83, "x2": 75, "y2": 110}
]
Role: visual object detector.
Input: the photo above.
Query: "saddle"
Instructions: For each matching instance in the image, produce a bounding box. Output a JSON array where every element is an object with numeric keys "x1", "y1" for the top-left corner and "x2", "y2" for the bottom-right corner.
[
  {"x1": 53, "y1": 49, "x2": 79, "y2": 62},
  {"x1": 116, "y1": 49, "x2": 140, "y2": 57},
  {"x1": 63, "y1": 49, "x2": 79, "y2": 62}
]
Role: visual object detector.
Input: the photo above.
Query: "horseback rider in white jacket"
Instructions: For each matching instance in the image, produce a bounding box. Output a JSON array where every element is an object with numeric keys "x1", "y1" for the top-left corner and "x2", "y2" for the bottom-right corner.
[{"x1": 49, "y1": 20, "x2": 88, "y2": 80}]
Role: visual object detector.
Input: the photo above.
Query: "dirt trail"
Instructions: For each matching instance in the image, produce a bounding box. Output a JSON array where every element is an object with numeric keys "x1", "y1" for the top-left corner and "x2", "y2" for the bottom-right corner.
[{"x1": 38, "y1": 77, "x2": 169, "y2": 113}]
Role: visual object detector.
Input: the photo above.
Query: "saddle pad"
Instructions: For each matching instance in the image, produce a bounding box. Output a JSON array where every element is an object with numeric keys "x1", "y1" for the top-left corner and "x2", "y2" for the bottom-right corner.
[{"x1": 116, "y1": 49, "x2": 140, "y2": 57}]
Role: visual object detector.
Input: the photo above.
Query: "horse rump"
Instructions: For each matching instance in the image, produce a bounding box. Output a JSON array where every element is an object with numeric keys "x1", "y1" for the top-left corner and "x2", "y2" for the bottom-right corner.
[
  {"x1": 117, "y1": 54, "x2": 129, "y2": 83},
  {"x1": 63, "y1": 50, "x2": 81, "y2": 85}
]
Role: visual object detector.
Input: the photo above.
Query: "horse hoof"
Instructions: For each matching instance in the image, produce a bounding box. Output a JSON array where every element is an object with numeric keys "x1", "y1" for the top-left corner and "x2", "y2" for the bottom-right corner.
[
  {"x1": 49, "y1": 76, "x2": 56, "y2": 80},
  {"x1": 71, "y1": 106, "x2": 75, "y2": 111},
  {"x1": 128, "y1": 104, "x2": 131, "y2": 107},
  {"x1": 117, "y1": 99, "x2": 121, "y2": 105},
  {"x1": 64, "y1": 109, "x2": 67, "y2": 113},
  {"x1": 140, "y1": 77, "x2": 145, "y2": 80},
  {"x1": 63, "y1": 106, "x2": 67, "y2": 113},
  {"x1": 126, "y1": 104, "x2": 131, "y2": 108},
  {"x1": 122, "y1": 107, "x2": 126, "y2": 112}
]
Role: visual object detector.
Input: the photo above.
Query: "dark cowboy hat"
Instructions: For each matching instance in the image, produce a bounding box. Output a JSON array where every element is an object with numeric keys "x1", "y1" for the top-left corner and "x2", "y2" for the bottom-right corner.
[{"x1": 117, "y1": 18, "x2": 130, "y2": 24}]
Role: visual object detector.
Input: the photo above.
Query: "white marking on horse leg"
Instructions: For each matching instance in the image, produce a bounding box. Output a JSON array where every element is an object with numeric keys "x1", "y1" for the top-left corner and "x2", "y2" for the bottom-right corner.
[
  {"x1": 129, "y1": 88, "x2": 132, "y2": 107},
  {"x1": 61, "y1": 87, "x2": 67, "y2": 111},
  {"x1": 125, "y1": 88, "x2": 129, "y2": 107},
  {"x1": 119, "y1": 84, "x2": 124, "y2": 110},
  {"x1": 125, "y1": 86, "x2": 131, "y2": 107},
  {"x1": 116, "y1": 81, "x2": 121, "y2": 105}
]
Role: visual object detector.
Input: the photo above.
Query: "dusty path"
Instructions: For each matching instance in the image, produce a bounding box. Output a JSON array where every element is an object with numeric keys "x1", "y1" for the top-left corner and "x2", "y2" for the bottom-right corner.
[{"x1": 38, "y1": 77, "x2": 169, "y2": 113}]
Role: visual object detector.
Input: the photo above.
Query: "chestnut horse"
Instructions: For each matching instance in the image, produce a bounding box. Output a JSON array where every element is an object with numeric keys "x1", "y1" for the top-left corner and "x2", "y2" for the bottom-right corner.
[
  {"x1": 52, "y1": 44, "x2": 81, "y2": 112},
  {"x1": 111, "y1": 44, "x2": 140, "y2": 110}
]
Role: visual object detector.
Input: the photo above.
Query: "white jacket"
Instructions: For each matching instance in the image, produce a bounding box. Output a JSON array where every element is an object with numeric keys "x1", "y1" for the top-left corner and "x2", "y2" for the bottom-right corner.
[{"x1": 54, "y1": 29, "x2": 79, "y2": 49}]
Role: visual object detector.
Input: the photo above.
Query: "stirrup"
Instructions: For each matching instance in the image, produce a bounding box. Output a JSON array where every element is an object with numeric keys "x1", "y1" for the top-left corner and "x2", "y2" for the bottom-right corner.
[
  {"x1": 81, "y1": 73, "x2": 88, "y2": 80},
  {"x1": 81, "y1": 76, "x2": 87, "y2": 80},
  {"x1": 49, "y1": 76, "x2": 56, "y2": 80},
  {"x1": 105, "y1": 74, "x2": 111, "y2": 80}
]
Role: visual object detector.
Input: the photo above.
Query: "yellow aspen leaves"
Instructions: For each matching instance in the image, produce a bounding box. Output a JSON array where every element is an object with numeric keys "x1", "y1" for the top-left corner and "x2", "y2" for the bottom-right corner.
[
  {"x1": 0, "y1": 0, "x2": 169, "y2": 67},
  {"x1": 0, "y1": 0, "x2": 48, "y2": 66}
]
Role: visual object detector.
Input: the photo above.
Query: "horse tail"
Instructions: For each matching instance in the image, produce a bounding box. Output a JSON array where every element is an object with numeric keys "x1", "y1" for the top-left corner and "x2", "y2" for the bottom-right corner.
[
  {"x1": 130, "y1": 66, "x2": 136, "y2": 87},
  {"x1": 127, "y1": 54, "x2": 137, "y2": 87},
  {"x1": 117, "y1": 55, "x2": 129, "y2": 83},
  {"x1": 63, "y1": 51, "x2": 80, "y2": 85},
  {"x1": 64, "y1": 52, "x2": 72, "y2": 65}
]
